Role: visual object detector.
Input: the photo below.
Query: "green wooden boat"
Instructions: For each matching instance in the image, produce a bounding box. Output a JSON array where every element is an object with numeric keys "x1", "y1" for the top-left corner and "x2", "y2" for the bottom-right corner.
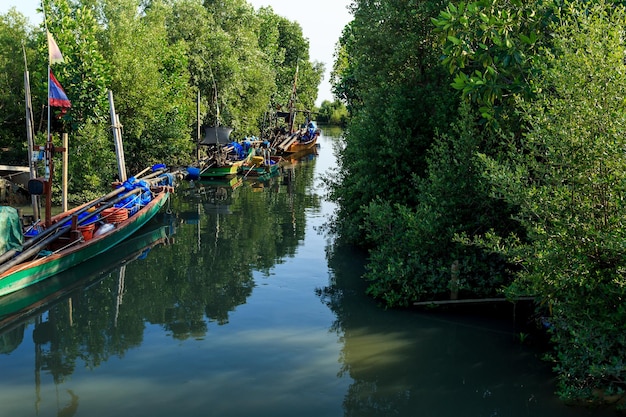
[
  {"x1": 199, "y1": 160, "x2": 243, "y2": 178},
  {"x1": 0, "y1": 185, "x2": 171, "y2": 297}
]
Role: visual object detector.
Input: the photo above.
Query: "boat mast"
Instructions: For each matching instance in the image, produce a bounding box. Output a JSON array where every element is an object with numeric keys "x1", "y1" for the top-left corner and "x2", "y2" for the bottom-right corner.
[{"x1": 287, "y1": 64, "x2": 298, "y2": 133}]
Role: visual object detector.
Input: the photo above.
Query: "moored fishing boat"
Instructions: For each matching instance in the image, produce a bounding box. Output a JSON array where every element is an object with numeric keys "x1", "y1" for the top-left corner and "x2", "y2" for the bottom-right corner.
[
  {"x1": 275, "y1": 120, "x2": 320, "y2": 157},
  {"x1": 267, "y1": 65, "x2": 320, "y2": 157},
  {"x1": 239, "y1": 150, "x2": 282, "y2": 179},
  {"x1": 0, "y1": 26, "x2": 181, "y2": 298},
  {"x1": 0, "y1": 166, "x2": 177, "y2": 297},
  {"x1": 200, "y1": 161, "x2": 242, "y2": 178},
  {"x1": 196, "y1": 126, "x2": 253, "y2": 179}
]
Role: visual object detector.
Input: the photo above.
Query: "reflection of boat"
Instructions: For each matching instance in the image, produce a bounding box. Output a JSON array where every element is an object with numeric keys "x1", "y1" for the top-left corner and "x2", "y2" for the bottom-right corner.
[
  {"x1": 282, "y1": 144, "x2": 319, "y2": 166},
  {"x1": 0, "y1": 222, "x2": 170, "y2": 332},
  {"x1": 191, "y1": 176, "x2": 242, "y2": 215},
  {"x1": 198, "y1": 176, "x2": 243, "y2": 192},
  {"x1": 0, "y1": 168, "x2": 176, "y2": 297}
]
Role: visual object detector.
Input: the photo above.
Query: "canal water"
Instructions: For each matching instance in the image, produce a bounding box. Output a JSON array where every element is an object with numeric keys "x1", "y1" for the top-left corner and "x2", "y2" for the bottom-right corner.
[{"x1": 0, "y1": 127, "x2": 614, "y2": 417}]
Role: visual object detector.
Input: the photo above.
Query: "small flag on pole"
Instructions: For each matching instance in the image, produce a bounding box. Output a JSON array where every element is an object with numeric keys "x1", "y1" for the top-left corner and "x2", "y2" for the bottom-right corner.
[
  {"x1": 47, "y1": 31, "x2": 64, "y2": 64},
  {"x1": 49, "y1": 69, "x2": 71, "y2": 108}
]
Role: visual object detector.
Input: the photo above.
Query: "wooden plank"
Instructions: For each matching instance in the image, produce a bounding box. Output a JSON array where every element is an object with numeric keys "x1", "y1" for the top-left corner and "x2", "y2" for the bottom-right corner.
[{"x1": 413, "y1": 296, "x2": 535, "y2": 306}]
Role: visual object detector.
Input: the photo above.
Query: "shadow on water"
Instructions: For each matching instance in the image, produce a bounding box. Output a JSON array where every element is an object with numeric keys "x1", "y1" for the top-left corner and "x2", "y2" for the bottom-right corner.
[{"x1": 320, "y1": 239, "x2": 616, "y2": 417}]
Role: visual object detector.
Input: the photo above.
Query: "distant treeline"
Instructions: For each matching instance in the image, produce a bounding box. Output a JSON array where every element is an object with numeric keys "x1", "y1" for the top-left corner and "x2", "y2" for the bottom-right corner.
[
  {"x1": 316, "y1": 100, "x2": 349, "y2": 126},
  {"x1": 328, "y1": 0, "x2": 626, "y2": 405},
  {"x1": 0, "y1": 0, "x2": 323, "y2": 201}
]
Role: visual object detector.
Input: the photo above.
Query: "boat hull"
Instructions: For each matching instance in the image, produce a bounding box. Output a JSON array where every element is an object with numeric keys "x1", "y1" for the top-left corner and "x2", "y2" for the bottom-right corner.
[
  {"x1": 0, "y1": 190, "x2": 169, "y2": 297},
  {"x1": 279, "y1": 135, "x2": 318, "y2": 157},
  {"x1": 199, "y1": 163, "x2": 241, "y2": 178}
]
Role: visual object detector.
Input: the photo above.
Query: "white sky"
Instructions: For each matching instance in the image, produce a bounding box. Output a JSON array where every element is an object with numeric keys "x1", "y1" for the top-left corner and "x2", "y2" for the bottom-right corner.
[{"x1": 2, "y1": 0, "x2": 353, "y2": 106}]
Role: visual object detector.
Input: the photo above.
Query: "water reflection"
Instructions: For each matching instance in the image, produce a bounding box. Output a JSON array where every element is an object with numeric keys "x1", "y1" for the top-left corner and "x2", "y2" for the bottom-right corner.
[
  {"x1": 321, "y1": 242, "x2": 611, "y2": 417},
  {"x1": 0, "y1": 148, "x2": 325, "y2": 416},
  {"x1": 0, "y1": 218, "x2": 174, "y2": 417},
  {"x1": 0, "y1": 219, "x2": 174, "y2": 336}
]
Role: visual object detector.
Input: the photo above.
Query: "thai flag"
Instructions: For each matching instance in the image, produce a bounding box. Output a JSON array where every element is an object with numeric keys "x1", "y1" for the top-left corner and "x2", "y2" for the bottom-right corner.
[{"x1": 49, "y1": 69, "x2": 71, "y2": 108}]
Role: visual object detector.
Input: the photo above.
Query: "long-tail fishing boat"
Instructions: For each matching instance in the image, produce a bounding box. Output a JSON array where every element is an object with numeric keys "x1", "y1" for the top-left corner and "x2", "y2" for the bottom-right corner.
[
  {"x1": 0, "y1": 25, "x2": 181, "y2": 297},
  {"x1": 0, "y1": 165, "x2": 177, "y2": 297},
  {"x1": 269, "y1": 65, "x2": 321, "y2": 157}
]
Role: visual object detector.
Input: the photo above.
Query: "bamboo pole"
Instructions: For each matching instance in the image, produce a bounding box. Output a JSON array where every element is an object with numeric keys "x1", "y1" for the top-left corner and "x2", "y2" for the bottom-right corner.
[
  {"x1": 62, "y1": 133, "x2": 68, "y2": 212},
  {"x1": 412, "y1": 297, "x2": 535, "y2": 307},
  {"x1": 109, "y1": 90, "x2": 127, "y2": 182},
  {"x1": 23, "y1": 70, "x2": 40, "y2": 220},
  {"x1": 197, "y1": 90, "x2": 201, "y2": 161}
]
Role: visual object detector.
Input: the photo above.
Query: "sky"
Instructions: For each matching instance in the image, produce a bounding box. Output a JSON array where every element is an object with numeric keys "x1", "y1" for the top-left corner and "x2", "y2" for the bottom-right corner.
[{"x1": 1, "y1": 0, "x2": 353, "y2": 106}]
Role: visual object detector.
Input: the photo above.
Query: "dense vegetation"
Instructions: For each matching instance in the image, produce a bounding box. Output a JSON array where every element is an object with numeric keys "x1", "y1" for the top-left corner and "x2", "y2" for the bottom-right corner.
[
  {"x1": 329, "y1": 0, "x2": 626, "y2": 405},
  {"x1": 316, "y1": 99, "x2": 349, "y2": 126},
  {"x1": 0, "y1": 0, "x2": 323, "y2": 201}
]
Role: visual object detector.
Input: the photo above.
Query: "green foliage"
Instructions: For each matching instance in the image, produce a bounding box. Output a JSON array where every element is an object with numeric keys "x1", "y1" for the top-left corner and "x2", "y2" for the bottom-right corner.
[
  {"x1": 0, "y1": 10, "x2": 36, "y2": 155},
  {"x1": 258, "y1": 8, "x2": 323, "y2": 121},
  {"x1": 43, "y1": 0, "x2": 111, "y2": 131},
  {"x1": 328, "y1": 0, "x2": 458, "y2": 244},
  {"x1": 65, "y1": 121, "x2": 117, "y2": 201},
  {"x1": 0, "y1": 0, "x2": 321, "y2": 195},
  {"x1": 201, "y1": 0, "x2": 275, "y2": 134},
  {"x1": 317, "y1": 100, "x2": 349, "y2": 126},
  {"x1": 330, "y1": 0, "x2": 626, "y2": 403},
  {"x1": 363, "y1": 104, "x2": 515, "y2": 306},
  {"x1": 478, "y1": 0, "x2": 626, "y2": 401},
  {"x1": 432, "y1": 0, "x2": 550, "y2": 124},
  {"x1": 99, "y1": 0, "x2": 195, "y2": 172}
]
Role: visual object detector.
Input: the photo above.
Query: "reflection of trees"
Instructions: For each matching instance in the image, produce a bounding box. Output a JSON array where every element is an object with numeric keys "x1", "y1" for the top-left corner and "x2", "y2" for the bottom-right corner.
[
  {"x1": 155, "y1": 158, "x2": 320, "y2": 339},
  {"x1": 321, "y1": 244, "x2": 430, "y2": 416},
  {"x1": 0, "y1": 154, "x2": 321, "y2": 386}
]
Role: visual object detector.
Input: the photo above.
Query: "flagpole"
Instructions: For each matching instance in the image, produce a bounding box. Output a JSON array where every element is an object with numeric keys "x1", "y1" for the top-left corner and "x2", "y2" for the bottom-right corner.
[
  {"x1": 43, "y1": 63, "x2": 52, "y2": 225},
  {"x1": 41, "y1": 3, "x2": 71, "y2": 225},
  {"x1": 43, "y1": 3, "x2": 53, "y2": 225},
  {"x1": 43, "y1": 2, "x2": 51, "y2": 157}
]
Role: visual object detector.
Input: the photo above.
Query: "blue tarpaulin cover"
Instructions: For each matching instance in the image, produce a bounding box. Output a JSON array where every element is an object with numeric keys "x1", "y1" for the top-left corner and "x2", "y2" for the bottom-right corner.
[{"x1": 0, "y1": 206, "x2": 23, "y2": 256}]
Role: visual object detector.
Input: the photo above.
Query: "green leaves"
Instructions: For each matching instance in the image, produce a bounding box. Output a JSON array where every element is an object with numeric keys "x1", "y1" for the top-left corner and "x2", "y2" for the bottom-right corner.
[
  {"x1": 433, "y1": 0, "x2": 546, "y2": 122},
  {"x1": 479, "y1": 0, "x2": 626, "y2": 401},
  {"x1": 333, "y1": 0, "x2": 626, "y2": 403}
]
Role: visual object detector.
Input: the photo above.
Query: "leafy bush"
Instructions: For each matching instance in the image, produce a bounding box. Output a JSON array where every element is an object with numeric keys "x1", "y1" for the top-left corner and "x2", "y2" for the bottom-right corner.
[
  {"x1": 363, "y1": 104, "x2": 516, "y2": 306},
  {"x1": 478, "y1": 0, "x2": 626, "y2": 401}
]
